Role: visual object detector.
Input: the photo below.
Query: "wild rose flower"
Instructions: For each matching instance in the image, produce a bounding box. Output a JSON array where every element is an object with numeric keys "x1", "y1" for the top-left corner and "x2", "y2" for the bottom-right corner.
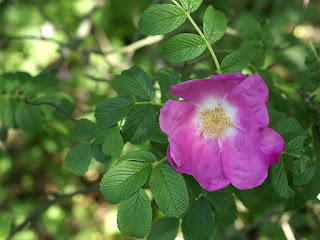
[{"x1": 159, "y1": 73, "x2": 284, "y2": 191}]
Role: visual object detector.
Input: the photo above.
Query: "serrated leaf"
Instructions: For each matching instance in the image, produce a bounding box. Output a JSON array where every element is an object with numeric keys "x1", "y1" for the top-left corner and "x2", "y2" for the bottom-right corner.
[
  {"x1": 149, "y1": 164, "x2": 189, "y2": 217},
  {"x1": 65, "y1": 143, "x2": 92, "y2": 176},
  {"x1": 70, "y1": 119, "x2": 95, "y2": 140},
  {"x1": 91, "y1": 143, "x2": 111, "y2": 164},
  {"x1": 112, "y1": 66, "x2": 154, "y2": 100},
  {"x1": 95, "y1": 98, "x2": 134, "y2": 129},
  {"x1": 102, "y1": 127, "x2": 123, "y2": 158},
  {"x1": 180, "y1": 0, "x2": 203, "y2": 12},
  {"x1": 163, "y1": 33, "x2": 206, "y2": 64},
  {"x1": 183, "y1": 175, "x2": 201, "y2": 205},
  {"x1": 271, "y1": 156, "x2": 295, "y2": 198},
  {"x1": 147, "y1": 217, "x2": 179, "y2": 240},
  {"x1": 293, "y1": 164, "x2": 316, "y2": 186},
  {"x1": 206, "y1": 186, "x2": 238, "y2": 227},
  {"x1": 15, "y1": 101, "x2": 42, "y2": 132},
  {"x1": 117, "y1": 189, "x2": 152, "y2": 239},
  {"x1": 119, "y1": 151, "x2": 156, "y2": 164},
  {"x1": 138, "y1": 4, "x2": 187, "y2": 35},
  {"x1": 203, "y1": 6, "x2": 227, "y2": 42},
  {"x1": 273, "y1": 117, "x2": 302, "y2": 135},
  {"x1": 156, "y1": 68, "x2": 179, "y2": 102},
  {"x1": 221, "y1": 50, "x2": 249, "y2": 74},
  {"x1": 122, "y1": 105, "x2": 156, "y2": 144},
  {"x1": 182, "y1": 197, "x2": 214, "y2": 240},
  {"x1": 146, "y1": 123, "x2": 168, "y2": 144},
  {"x1": 100, "y1": 160, "x2": 152, "y2": 204}
]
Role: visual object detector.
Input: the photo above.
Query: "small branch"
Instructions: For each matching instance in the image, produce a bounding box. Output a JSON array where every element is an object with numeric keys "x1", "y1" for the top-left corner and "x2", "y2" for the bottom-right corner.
[
  {"x1": 301, "y1": 91, "x2": 320, "y2": 112},
  {"x1": 6, "y1": 183, "x2": 99, "y2": 240},
  {"x1": 226, "y1": 27, "x2": 248, "y2": 40},
  {"x1": 24, "y1": 96, "x2": 77, "y2": 123},
  {"x1": 280, "y1": 212, "x2": 296, "y2": 240}
]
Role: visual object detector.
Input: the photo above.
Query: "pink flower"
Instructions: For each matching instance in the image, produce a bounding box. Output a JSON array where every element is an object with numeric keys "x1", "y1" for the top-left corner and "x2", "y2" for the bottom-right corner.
[{"x1": 159, "y1": 73, "x2": 284, "y2": 191}]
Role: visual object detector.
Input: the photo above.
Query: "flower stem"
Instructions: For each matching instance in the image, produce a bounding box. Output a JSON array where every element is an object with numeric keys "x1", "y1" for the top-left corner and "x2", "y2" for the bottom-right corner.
[
  {"x1": 171, "y1": 0, "x2": 222, "y2": 74},
  {"x1": 153, "y1": 156, "x2": 167, "y2": 167},
  {"x1": 282, "y1": 151, "x2": 301, "y2": 158}
]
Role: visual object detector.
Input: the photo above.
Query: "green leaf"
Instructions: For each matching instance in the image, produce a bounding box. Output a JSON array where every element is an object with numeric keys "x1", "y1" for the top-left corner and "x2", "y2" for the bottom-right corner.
[
  {"x1": 180, "y1": 0, "x2": 203, "y2": 12},
  {"x1": 149, "y1": 164, "x2": 189, "y2": 217},
  {"x1": 91, "y1": 143, "x2": 111, "y2": 164},
  {"x1": 0, "y1": 97, "x2": 16, "y2": 128},
  {"x1": 146, "y1": 123, "x2": 168, "y2": 144},
  {"x1": 100, "y1": 160, "x2": 152, "y2": 204},
  {"x1": 15, "y1": 101, "x2": 42, "y2": 132},
  {"x1": 285, "y1": 136, "x2": 306, "y2": 151},
  {"x1": 95, "y1": 98, "x2": 134, "y2": 129},
  {"x1": 138, "y1": 4, "x2": 187, "y2": 35},
  {"x1": 163, "y1": 33, "x2": 206, "y2": 64},
  {"x1": 70, "y1": 119, "x2": 95, "y2": 140},
  {"x1": 221, "y1": 50, "x2": 249, "y2": 74},
  {"x1": 271, "y1": 156, "x2": 295, "y2": 198},
  {"x1": 293, "y1": 164, "x2": 316, "y2": 186},
  {"x1": 203, "y1": 6, "x2": 227, "y2": 43},
  {"x1": 182, "y1": 197, "x2": 214, "y2": 240},
  {"x1": 119, "y1": 151, "x2": 156, "y2": 164},
  {"x1": 156, "y1": 68, "x2": 179, "y2": 102},
  {"x1": 102, "y1": 127, "x2": 123, "y2": 158},
  {"x1": 206, "y1": 186, "x2": 238, "y2": 227},
  {"x1": 24, "y1": 73, "x2": 60, "y2": 95},
  {"x1": 112, "y1": 66, "x2": 154, "y2": 100},
  {"x1": 65, "y1": 143, "x2": 92, "y2": 176},
  {"x1": 0, "y1": 72, "x2": 32, "y2": 94},
  {"x1": 117, "y1": 189, "x2": 152, "y2": 239},
  {"x1": 183, "y1": 175, "x2": 201, "y2": 205},
  {"x1": 122, "y1": 105, "x2": 156, "y2": 144},
  {"x1": 0, "y1": 214, "x2": 11, "y2": 239},
  {"x1": 147, "y1": 217, "x2": 179, "y2": 240}
]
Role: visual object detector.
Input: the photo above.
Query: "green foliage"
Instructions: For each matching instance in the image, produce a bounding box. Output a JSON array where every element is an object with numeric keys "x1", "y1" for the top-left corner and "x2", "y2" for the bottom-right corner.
[
  {"x1": 180, "y1": 0, "x2": 203, "y2": 13},
  {"x1": 99, "y1": 152, "x2": 153, "y2": 204},
  {"x1": 15, "y1": 101, "x2": 42, "y2": 132},
  {"x1": 65, "y1": 143, "x2": 92, "y2": 176},
  {"x1": 70, "y1": 119, "x2": 95, "y2": 140},
  {"x1": 156, "y1": 68, "x2": 180, "y2": 102},
  {"x1": 117, "y1": 189, "x2": 152, "y2": 239},
  {"x1": 138, "y1": 4, "x2": 187, "y2": 35},
  {"x1": 163, "y1": 33, "x2": 206, "y2": 64},
  {"x1": 149, "y1": 164, "x2": 189, "y2": 217},
  {"x1": 147, "y1": 217, "x2": 179, "y2": 240},
  {"x1": 203, "y1": 6, "x2": 227, "y2": 43},
  {"x1": 0, "y1": 214, "x2": 11, "y2": 239},
  {"x1": 221, "y1": 50, "x2": 249, "y2": 74},
  {"x1": 182, "y1": 197, "x2": 214, "y2": 240}
]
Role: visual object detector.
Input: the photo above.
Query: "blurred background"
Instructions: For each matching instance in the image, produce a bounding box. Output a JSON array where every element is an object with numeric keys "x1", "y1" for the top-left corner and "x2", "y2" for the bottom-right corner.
[{"x1": 1, "y1": 0, "x2": 320, "y2": 239}]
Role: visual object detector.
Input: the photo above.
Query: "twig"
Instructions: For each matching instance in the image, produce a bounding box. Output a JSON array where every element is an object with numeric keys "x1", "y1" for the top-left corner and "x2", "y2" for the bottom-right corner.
[
  {"x1": 280, "y1": 212, "x2": 296, "y2": 240},
  {"x1": 225, "y1": 207, "x2": 283, "y2": 239},
  {"x1": 6, "y1": 183, "x2": 99, "y2": 240},
  {"x1": 24, "y1": 96, "x2": 77, "y2": 123},
  {"x1": 301, "y1": 91, "x2": 320, "y2": 112}
]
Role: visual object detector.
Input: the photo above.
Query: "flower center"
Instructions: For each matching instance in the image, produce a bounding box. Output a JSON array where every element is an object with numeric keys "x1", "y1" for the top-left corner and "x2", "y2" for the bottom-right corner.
[{"x1": 200, "y1": 103, "x2": 234, "y2": 140}]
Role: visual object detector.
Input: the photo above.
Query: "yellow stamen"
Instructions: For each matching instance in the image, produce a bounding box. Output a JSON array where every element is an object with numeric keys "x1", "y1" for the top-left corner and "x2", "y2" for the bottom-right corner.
[{"x1": 200, "y1": 104, "x2": 234, "y2": 140}]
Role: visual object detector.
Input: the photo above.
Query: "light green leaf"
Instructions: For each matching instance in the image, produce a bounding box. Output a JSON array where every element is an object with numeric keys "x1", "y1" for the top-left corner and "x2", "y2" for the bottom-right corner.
[
  {"x1": 271, "y1": 156, "x2": 295, "y2": 198},
  {"x1": 95, "y1": 98, "x2": 134, "y2": 129},
  {"x1": 0, "y1": 214, "x2": 11, "y2": 239},
  {"x1": 180, "y1": 0, "x2": 203, "y2": 12},
  {"x1": 122, "y1": 105, "x2": 156, "y2": 144},
  {"x1": 203, "y1": 6, "x2": 227, "y2": 42},
  {"x1": 15, "y1": 101, "x2": 42, "y2": 132},
  {"x1": 163, "y1": 33, "x2": 206, "y2": 64},
  {"x1": 91, "y1": 143, "x2": 110, "y2": 164},
  {"x1": 206, "y1": 186, "x2": 238, "y2": 227},
  {"x1": 119, "y1": 151, "x2": 156, "y2": 164},
  {"x1": 138, "y1": 4, "x2": 187, "y2": 35},
  {"x1": 0, "y1": 98, "x2": 16, "y2": 128},
  {"x1": 117, "y1": 189, "x2": 152, "y2": 239},
  {"x1": 65, "y1": 143, "x2": 92, "y2": 176},
  {"x1": 112, "y1": 66, "x2": 154, "y2": 100},
  {"x1": 147, "y1": 217, "x2": 179, "y2": 240},
  {"x1": 100, "y1": 160, "x2": 152, "y2": 204},
  {"x1": 102, "y1": 127, "x2": 123, "y2": 159},
  {"x1": 221, "y1": 50, "x2": 249, "y2": 74},
  {"x1": 70, "y1": 119, "x2": 95, "y2": 140},
  {"x1": 149, "y1": 164, "x2": 189, "y2": 217},
  {"x1": 156, "y1": 68, "x2": 179, "y2": 102},
  {"x1": 182, "y1": 197, "x2": 214, "y2": 240}
]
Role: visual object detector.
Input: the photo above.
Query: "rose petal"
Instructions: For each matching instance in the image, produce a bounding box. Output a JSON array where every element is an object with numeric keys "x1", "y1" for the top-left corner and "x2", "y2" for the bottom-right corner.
[
  {"x1": 259, "y1": 128, "x2": 284, "y2": 164},
  {"x1": 170, "y1": 73, "x2": 246, "y2": 103}
]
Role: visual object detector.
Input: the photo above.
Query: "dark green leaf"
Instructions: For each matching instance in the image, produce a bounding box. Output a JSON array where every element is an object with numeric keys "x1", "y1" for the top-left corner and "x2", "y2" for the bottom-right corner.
[
  {"x1": 146, "y1": 123, "x2": 168, "y2": 144},
  {"x1": 117, "y1": 189, "x2": 152, "y2": 239},
  {"x1": 183, "y1": 175, "x2": 201, "y2": 205},
  {"x1": 65, "y1": 143, "x2": 92, "y2": 176},
  {"x1": 99, "y1": 160, "x2": 152, "y2": 204},
  {"x1": 148, "y1": 217, "x2": 179, "y2": 240},
  {"x1": 293, "y1": 164, "x2": 316, "y2": 186},
  {"x1": 15, "y1": 101, "x2": 42, "y2": 132},
  {"x1": 0, "y1": 214, "x2": 11, "y2": 239},
  {"x1": 138, "y1": 4, "x2": 187, "y2": 35},
  {"x1": 163, "y1": 33, "x2": 206, "y2": 64},
  {"x1": 112, "y1": 66, "x2": 154, "y2": 100},
  {"x1": 95, "y1": 98, "x2": 134, "y2": 129},
  {"x1": 221, "y1": 50, "x2": 249, "y2": 74},
  {"x1": 119, "y1": 151, "x2": 156, "y2": 164},
  {"x1": 122, "y1": 105, "x2": 156, "y2": 144},
  {"x1": 149, "y1": 164, "x2": 189, "y2": 217},
  {"x1": 0, "y1": 98, "x2": 16, "y2": 128},
  {"x1": 203, "y1": 6, "x2": 227, "y2": 43},
  {"x1": 70, "y1": 119, "x2": 95, "y2": 140},
  {"x1": 91, "y1": 143, "x2": 111, "y2": 164},
  {"x1": 180, "y1": 0, "x2": 203, "y2": 12},
  {"x1": 24, "y1": 73, "x2": 60, "y2": 95},
  {"x1": 182, "y1": 197, "x2": 214, "y2": 240},
  {"x1": 156, "y1": 68, "x2": 179, "y2": 102},
  {"x1": 102, "y1": 127, "x2": 123, "y2": 158}
]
